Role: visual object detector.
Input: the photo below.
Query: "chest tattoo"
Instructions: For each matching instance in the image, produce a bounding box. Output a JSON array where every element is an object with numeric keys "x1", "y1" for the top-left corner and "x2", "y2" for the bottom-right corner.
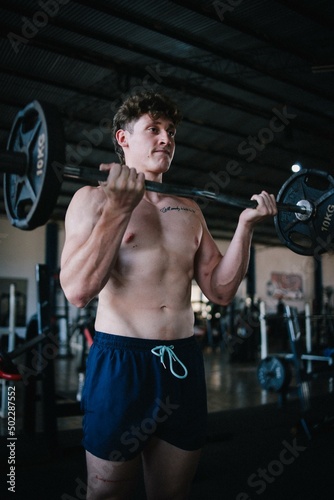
[{"x1": 160, "y1": 206, "x2": 196, "y2": 214}]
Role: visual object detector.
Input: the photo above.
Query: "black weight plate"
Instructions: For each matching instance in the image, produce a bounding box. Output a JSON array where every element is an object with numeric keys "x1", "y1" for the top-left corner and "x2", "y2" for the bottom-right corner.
[
  {"x1": 257, "y1": 356, "x2": 292, "y2": 392},
  {"x1": 274, "y1": 169, "x2": 334, "y2": 256},
  {"x1": 4, "y1": 100, "x2": 65, "y2": 230}
]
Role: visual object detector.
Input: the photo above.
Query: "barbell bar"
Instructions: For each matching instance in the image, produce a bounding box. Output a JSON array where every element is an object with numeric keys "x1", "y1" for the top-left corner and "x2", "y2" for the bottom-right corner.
[
  {"x1": 1, "y1": 100, "x2": 334, "y2": 256},
  {"x1": 1, "y1": 158, "x2": 311, "y2": 214}
]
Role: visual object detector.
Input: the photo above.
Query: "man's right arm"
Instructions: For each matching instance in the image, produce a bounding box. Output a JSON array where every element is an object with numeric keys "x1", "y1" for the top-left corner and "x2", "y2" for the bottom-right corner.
[{"x1": 60, "y1": 163, "x2": 145, "y2": 308}]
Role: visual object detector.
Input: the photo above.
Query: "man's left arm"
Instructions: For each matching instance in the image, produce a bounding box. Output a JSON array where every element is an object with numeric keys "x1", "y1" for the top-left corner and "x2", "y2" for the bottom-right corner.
[{"x1": 194, "y1": 191, "x2": 277, "y2": 305}]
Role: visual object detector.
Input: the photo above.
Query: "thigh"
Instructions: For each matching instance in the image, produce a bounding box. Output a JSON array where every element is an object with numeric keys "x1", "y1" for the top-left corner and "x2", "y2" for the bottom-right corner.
[
  {"x1": 142, "y1": 437, "x2": 202, "y2": 500},
  {"x1": 85, "y1": 451, "x2": 142, "y2": 500}
]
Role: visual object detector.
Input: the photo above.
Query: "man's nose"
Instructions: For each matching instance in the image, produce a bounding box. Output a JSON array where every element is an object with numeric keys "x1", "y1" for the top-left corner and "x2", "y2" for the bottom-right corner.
[{"x1": 159, "y1": 131, "x2": 171, "y2": 144}]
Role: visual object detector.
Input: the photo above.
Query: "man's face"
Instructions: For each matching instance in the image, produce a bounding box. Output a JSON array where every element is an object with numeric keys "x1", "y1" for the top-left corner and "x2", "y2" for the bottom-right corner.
[{"x1": 118, "y1": 113, "x2": 176, "y2": 177}]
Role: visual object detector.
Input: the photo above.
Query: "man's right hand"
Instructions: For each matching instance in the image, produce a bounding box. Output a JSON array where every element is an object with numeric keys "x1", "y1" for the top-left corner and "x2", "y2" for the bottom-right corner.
[{"x1": 99, "y1": 162, "x2": 145, "y2": 213}]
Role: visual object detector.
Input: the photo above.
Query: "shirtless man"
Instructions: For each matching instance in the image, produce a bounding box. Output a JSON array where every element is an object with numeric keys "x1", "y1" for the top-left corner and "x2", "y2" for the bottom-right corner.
[{"x1": 60, "y1": 92, "x2": 277, "y2": 500}]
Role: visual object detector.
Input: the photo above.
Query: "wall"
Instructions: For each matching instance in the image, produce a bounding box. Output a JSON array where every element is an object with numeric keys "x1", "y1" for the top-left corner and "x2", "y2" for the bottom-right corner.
[
  {"x1": 0, "y1": 216, "x2": 67, "y2": 336},
  {"x1": 1, "y1": 215, "x2": 334, "y2": 334},
  {"x1": 251, "y1": 245, "x2": 332, "y2": 313},
  {"x1": 211, "y1": 240, "x2": 334, "y2": 314}
]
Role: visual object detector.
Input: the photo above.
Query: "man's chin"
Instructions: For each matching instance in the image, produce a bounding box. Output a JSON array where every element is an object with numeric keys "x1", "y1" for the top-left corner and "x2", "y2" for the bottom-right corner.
[{"x1": 151, "y1": 161, "x2": 171, "y2": 175}]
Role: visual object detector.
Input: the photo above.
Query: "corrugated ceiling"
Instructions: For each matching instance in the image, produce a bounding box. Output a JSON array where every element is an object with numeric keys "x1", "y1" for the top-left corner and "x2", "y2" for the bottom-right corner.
[{"x1": 0, "y1": 0, "x2": 333, "y2": 248}]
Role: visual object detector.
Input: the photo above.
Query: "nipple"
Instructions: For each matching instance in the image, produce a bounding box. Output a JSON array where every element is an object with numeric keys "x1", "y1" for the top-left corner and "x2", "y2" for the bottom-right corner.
[{"x1": 124, "y1": 232, "x2": 135, "y2": 244}]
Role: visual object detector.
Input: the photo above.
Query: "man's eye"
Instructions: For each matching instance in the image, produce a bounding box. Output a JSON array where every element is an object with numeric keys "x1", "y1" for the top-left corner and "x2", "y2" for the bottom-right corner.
[{"x1": 169, "y1": 130, "x2": 176, "y2": 137}]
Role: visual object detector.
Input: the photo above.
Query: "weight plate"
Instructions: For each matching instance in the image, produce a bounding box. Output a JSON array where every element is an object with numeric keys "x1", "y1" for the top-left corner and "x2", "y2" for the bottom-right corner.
[
  {"x1": 4, "y1": 100, "x2": 65, "y2": 230},
  {"x1": 257, "y1": 356, "x2": 292, "y2": 392},
  {"x1": 274, "y1": 169, "x2": 334, "y2": 256}
]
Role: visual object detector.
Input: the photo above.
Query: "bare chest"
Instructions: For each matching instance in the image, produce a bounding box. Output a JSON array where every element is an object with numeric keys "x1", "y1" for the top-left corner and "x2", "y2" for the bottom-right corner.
[{"x1": 121, "y1": 198, "x2": 203, "y2": 258}]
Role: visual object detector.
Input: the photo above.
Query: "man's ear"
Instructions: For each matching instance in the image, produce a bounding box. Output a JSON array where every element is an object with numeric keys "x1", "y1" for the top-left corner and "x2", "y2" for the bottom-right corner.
[{"x1": 115, "y1": 129, "x2": 128, "y2": 147}]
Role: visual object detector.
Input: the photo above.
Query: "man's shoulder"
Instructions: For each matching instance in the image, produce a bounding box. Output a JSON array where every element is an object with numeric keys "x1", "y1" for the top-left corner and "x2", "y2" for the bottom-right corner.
[
  {"x1": 66, "y1": 185, "x2": 104, "y2": 218},
  {"x1": 171, "y1": 195, "x2": 202, "y2": 211},
  {"x1": 71, "y1": 184, "x2": 103, "y2": 204},
  {"x1": 179, "y1": 196, "x2": 206, "y2": 220}
]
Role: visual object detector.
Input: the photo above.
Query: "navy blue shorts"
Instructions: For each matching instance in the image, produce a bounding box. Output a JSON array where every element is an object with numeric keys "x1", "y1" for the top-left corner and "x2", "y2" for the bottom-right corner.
[{"x1": 81, "y1": 332, "x2": 207, "y2": 461}]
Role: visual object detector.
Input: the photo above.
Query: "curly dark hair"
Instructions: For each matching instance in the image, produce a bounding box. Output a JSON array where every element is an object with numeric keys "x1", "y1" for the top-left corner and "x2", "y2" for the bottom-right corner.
[{"x1": 112, "y1": 91, "x2": 182, "y2": 163}]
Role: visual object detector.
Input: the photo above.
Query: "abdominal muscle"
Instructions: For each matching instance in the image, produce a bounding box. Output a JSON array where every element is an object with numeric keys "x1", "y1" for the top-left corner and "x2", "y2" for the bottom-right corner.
[{"x1": 94, "y1": 261, "x2": 196, "y2": 340}]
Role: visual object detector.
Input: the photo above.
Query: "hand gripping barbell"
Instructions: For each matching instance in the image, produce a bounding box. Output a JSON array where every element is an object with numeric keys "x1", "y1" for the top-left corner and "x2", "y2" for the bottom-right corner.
[{"x1": 1, "y1": 100, "x2": 334, "y2": 256}]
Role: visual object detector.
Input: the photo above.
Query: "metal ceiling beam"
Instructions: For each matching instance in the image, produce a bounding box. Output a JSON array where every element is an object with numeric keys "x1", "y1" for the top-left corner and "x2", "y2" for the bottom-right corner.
[
  {"x1": 273, "y1": 0, "x2": 334, "y2": 32},
  {"x1": 170, "y1": 0, "x2": 331, "y2": 66},
  {"x1": 70, "y1": 0, "x2": 334, "y2": 102},
  {"x1": 1, "y1": 46, "x2": 332, "y2": 142},
  {"x1": 2, "y1": 19, "x2": 331, "y2": 126},
  {"x1": 1, "y1": 10, "x2": 332, "y2": 125}
]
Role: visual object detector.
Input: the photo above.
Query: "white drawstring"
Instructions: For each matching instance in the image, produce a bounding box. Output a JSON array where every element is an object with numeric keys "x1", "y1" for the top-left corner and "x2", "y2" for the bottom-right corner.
[{"x1": 151, "y1": 345, "x2": 188, "y2": 379}]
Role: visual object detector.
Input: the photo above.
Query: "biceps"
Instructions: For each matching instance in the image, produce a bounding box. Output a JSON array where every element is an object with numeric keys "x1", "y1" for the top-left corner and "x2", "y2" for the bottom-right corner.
[{"x1": 194, "y1": 234, "x2": 223, "y2": 291}]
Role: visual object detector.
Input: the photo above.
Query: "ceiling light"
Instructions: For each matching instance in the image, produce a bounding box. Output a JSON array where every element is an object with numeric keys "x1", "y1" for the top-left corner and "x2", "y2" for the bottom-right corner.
[{"x1": 291, "y1": 163, "x2": 301, "y2": 173}]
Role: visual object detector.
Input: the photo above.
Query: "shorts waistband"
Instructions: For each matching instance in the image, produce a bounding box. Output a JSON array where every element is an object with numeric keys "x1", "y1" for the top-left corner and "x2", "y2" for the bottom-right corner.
[{"x1": 93, "y1": 331, "x2": 196, "y2": 351}]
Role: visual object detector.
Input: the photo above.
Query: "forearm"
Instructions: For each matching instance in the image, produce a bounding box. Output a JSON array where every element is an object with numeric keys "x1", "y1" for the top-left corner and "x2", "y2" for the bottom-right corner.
[
  {"x1": 60, "y1": 209, "x2": 131, "y2": 307},
  {"x1": 210, "y1": 220, "x2": 254, "y2": 304}
]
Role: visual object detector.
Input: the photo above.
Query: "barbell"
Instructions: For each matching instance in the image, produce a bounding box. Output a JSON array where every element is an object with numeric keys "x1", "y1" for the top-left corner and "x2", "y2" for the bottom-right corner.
[{"x1": 1, "y1": 100, "x2": 334, "y2": 256}]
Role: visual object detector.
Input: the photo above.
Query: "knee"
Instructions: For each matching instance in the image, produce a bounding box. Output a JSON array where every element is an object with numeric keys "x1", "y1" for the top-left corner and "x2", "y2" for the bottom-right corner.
[{"x1": 86, "y1": 455, "x2": 140, "y2": 500}]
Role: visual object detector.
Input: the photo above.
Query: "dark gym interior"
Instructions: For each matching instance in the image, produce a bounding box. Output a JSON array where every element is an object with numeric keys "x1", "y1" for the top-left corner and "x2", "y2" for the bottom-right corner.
[
  {"x1": 1, "y1": 1, "x2": 334, "y2": 499},
  {"x1": 1, "y1": 0, "x2": 334, "y2": 242}
]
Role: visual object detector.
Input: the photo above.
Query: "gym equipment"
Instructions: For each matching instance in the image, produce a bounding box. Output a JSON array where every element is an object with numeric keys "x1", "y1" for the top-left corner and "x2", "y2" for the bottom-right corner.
[
  {"x1": 257, "y1": 305, "x2": 334, "y2": 439},
  {"x1": 3, "y1": 101, "x2": 65, "y2": 231},
  {"x1": 257, "y1": 305, "x2": 334, "y2": 393},
  {"x1": 0, "y1": 264, "x2": 55, "y2": 381},
  {"x1": 21, "y1": 264, "x2": 81, "y2": 451},
  {"x1": 257, "y1": 356, "x2": 292, "y2": 392},
  {"x1": 1, "y1": 100, "x2": 334, "y2": 256},
  {"x1": 275, "y1": 169, "x2": 334, "y2": 255},
  {"x1": 283, "y1": 305, "x2": 334, "y2": 438},
  {"x1": 0, "y1": 283, "x2": 20, "y2": 417},
  {"x1": 0, "y1": 327, "x2": 50, "y2": 380}
]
